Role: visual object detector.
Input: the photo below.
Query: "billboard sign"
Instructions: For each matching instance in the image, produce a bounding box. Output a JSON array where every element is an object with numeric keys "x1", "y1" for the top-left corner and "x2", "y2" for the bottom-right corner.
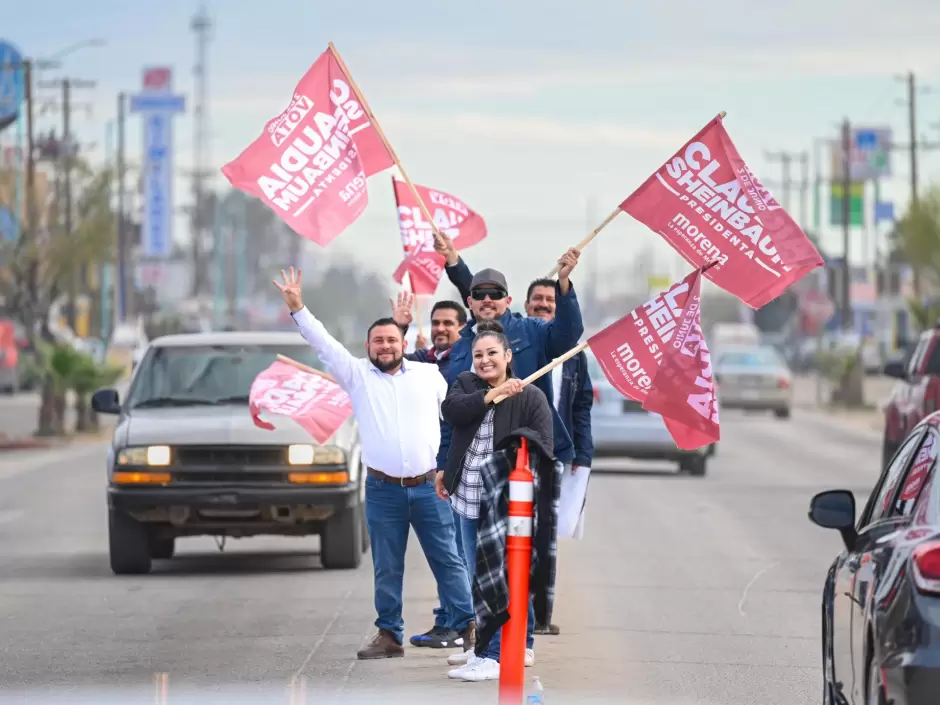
[
  {"x1": 830, "y1": 182, "x2": 865, "y2": 227},
  {"x1": 829, "y1": 126, "x2": 892, "y2": 182},
  {"x1": 0, "y1": 41, "x2": 24, "y2": 133},
  {"x1": 129, "y1": 67, "x2": 185, "y2": 258}
]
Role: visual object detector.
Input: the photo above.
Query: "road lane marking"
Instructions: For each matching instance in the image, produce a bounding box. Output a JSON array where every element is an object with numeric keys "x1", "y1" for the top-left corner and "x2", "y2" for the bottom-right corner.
[
  {"x1": 737, "y1": 561, "x2": 780, "y2": 617},
  {"x1": 289, "y1": 587, "x2": 354, "y2": 686}
]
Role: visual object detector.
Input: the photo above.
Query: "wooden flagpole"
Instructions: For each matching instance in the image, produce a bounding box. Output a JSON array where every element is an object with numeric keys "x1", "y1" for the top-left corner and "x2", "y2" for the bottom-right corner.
[
  {"x1": 277, "y1": 354, "x2": 337, "y2": 383},
  {"x1": 390, "y1": 175, "x2": 425, "y2": 337},
  {"x1": 492, "y1": 342, "x2": 589, "y2": 404},
  {"x1": 328, "y1": 42, "x2": 445, "y2": 245},
  {"x1": 545, "y1": 110, "x2": 728, "y2": 278}
]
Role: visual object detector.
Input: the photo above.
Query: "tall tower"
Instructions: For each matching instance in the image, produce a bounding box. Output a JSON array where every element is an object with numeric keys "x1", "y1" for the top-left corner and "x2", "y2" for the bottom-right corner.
[{"x1": 190, "y1": 5, "x2": 212, "y2": 296}]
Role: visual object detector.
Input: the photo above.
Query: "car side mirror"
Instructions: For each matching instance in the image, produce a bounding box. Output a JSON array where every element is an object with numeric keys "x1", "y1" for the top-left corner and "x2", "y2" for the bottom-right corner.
[
  {"x1": 808, "y1": 489, "x2": 857, "y2": 550},
  {"x1": 883, "y1": 360, "x2": 906, "y2": 379},
  {"x1": 91, "y1": 388, "x2": 121, "y2": 415}
]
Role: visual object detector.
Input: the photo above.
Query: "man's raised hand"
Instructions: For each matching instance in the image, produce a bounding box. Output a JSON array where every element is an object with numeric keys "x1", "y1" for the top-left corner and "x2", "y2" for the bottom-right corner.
[
  {"x1": 433, "y1": 233, "x2": 459, "y2": 266},
  {"x1": 273, "y1": 266, "x2": 304, "y2": 313},
  {"x1": 390, "y1": 290, "x2": 415, "y2": 328}
]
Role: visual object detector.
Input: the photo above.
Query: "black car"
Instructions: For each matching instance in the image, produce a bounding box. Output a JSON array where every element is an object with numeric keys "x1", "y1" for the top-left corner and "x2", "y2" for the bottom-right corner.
[{"x1": 809, "y1": 413, "x2": 940, "y2": 704}]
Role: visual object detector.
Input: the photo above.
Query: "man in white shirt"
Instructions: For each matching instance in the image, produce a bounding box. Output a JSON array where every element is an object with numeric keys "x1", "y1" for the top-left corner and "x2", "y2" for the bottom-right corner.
[{"x1": 274, "y1": 267, "x2": 476, "y2": 660}]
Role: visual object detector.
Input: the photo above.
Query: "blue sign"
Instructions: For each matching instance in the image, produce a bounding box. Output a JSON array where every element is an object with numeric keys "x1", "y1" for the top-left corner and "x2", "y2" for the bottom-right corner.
[
  {"x1": 130, "y1": 79, "x2": 184, "y2": 259},
  {"x1": 875, "y1": 201, "x2": 895, "y2": 224},
  {"x1": 854, "y1": 129, "x2": 879, "y2": 151},
  {"x1": 0, "y1": 40, "x2": 24, "y2": 132},
  {"x1": 142, "y1": 112, "x2": 173, "y2": 257},
  {"x1": 129, "y1": 94, "x2": 186, "y2": 114},
  {"x1": 0, "y1": 206, "x2": 14, "y2": 241}
]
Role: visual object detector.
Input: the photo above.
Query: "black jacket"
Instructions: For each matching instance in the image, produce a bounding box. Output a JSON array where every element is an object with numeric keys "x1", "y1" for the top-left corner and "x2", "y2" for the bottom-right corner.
[
  {"x1": 558, "y1": 351, "x2": 595, "y2": 468},
  {"x1": 473, "y1": 429, "x2": 561, "y2": 653},
  {"x1": 440, "y1": 371, "x2": 554, "y2": 494}
]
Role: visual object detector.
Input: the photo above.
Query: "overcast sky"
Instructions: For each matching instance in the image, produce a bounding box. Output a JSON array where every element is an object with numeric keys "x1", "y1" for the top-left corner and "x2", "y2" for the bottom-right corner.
[{"x1": 5, "y1": 0, "x2": 940, "y2": 297}]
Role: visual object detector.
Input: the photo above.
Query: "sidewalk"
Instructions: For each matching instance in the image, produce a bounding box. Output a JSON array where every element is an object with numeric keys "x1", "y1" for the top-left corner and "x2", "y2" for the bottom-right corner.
[
  {"x1": 0, "y1": 381, "x2": 128, "y2": 450},
  {"x1": 791, "y1": 373, "x2": 894, "y2": 435}
]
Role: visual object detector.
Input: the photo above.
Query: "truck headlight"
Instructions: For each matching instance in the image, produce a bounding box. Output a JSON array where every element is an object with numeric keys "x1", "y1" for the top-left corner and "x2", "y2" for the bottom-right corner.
[
  {"x1": 116, "y1": 445, "x2": 172, "y2": 467},
  {"x1": 288, "y1": 444, "x2": 345, "y2": 466}
]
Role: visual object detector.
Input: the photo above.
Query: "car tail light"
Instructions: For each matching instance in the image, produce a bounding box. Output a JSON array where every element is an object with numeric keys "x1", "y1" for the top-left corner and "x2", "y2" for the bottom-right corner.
[
  {"x1": 592, "y1": 387, "x2": 601, "y2": 403},
  {"x1": 777, "y1": 378, "x2": 790, "y2": 389},
  {"x1": 912, "y1": 539, "x2": 940, "y2": 594}
]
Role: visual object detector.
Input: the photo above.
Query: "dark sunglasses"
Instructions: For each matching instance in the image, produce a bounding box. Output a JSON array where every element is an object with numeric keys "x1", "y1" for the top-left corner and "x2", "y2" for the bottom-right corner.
[{"x1": 470, "y1": 288, "x2": 508, "y2": 301}]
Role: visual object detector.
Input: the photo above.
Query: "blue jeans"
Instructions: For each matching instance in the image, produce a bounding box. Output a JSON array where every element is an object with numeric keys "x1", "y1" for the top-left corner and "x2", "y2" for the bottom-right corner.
[
  {"x1": 365, "y1": 476, "x2": 474, "y2": 645},
  {"x1": 452, "y1": 508, "x2": 535, "y2": 661}
]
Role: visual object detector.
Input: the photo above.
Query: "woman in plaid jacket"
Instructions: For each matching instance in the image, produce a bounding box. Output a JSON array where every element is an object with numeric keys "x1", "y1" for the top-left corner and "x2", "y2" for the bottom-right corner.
[{"x1": 434, "y1": 320, "x2": 554, "y2": 683}]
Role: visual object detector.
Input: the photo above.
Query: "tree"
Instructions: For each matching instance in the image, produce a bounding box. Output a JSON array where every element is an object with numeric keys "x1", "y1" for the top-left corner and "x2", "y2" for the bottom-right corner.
[
  {"x1": 893, "y1": 185, "x2": 940, "y2": 298},
  {"x1": 0, "y1": 159, "x2": 115, "y2": 435}
]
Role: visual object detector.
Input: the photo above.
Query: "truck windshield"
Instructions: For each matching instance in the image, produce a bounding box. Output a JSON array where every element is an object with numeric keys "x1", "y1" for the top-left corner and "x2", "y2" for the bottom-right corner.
[{"x1": 125, "y1": 344, "x2": 327, "y2": 409}]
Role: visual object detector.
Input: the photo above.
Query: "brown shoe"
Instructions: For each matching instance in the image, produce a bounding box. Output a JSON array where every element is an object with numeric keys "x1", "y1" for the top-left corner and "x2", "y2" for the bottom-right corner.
[
  {"x1": 458, "y1": 621, "x2": 476, "y2": 652},
  {"x1": 357, "y1": 629, "x2": 405, "y2": 660}
]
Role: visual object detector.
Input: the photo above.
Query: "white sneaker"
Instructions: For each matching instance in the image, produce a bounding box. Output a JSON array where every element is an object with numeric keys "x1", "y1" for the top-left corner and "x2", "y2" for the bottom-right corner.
[
  {"x1": 447, "y1": 649, "x2": 474, "y2": 666},
  {"x1": 455, "y1": 656, "x2": 500, "y2": 682},
  {"x1": 525, "y1": 648, "x2": 535, "y2": 667},
  {"x1": 447, "y1": 654, "x2": 482, "y2": 679}
]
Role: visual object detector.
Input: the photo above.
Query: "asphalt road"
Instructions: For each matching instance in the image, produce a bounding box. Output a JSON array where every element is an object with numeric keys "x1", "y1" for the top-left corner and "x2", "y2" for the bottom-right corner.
[{"x1": 0, "y1": 407, "x2": 882, "y2": 704}]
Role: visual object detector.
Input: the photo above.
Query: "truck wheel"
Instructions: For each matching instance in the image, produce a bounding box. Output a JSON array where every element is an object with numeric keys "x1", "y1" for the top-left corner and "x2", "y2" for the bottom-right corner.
[
  {"x1": 320, "y1": 503, "x2": 364, "y2": 570},
  {"x1": 109, "y1": 509, "x2": 152, "y2": 575},
  {"x1": 680, "y1": 455, "x2": 707, "y2": 477},
  {"x1": 774, "y1": 407, "x2": 791, "y2": 419},
  {"x1": 150, "y1": 536, "x2": 175, "y2": 560}
]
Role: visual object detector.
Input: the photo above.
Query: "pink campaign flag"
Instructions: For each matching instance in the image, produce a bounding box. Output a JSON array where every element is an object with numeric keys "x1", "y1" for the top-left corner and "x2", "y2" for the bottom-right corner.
[
  {"x1": 587, "y1": 267, "x2": 719, "y2": 450},
  {"x1": 620, "y1": 114, "x2": 823, "y2": 309},
  {"x1": 221, "y1": 45, "x2": 395, "y2": 246},
  {"x1": 391, "y1": 178, "x2": 488, "y2": 295},
  {"x1": 249, "y1": 361, "x2": 353, "y2": 445}
]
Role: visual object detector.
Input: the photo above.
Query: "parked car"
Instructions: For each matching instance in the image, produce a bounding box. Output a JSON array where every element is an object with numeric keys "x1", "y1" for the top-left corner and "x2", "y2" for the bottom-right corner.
[
  {"x1": 809, "y1": 411, "x2": 940, "y2": 705},
  {"x1": 586, "y1": 352, "x2": 714, "y2": 476},
  {"x1": 882, "y1": 322, "x2": 940, "y2": 468},
  {"x1": 713, "y1": 344, "x2": 792, "y2": 419},
  {"x1": 92, "y1": 330, "x2": 367, "y2": 575}
]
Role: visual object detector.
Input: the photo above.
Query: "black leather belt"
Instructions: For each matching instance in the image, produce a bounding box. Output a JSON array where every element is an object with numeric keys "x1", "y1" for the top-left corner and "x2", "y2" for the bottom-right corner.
[{"x1": 367, "y1": 467, "x2": 435, "y2": 487}]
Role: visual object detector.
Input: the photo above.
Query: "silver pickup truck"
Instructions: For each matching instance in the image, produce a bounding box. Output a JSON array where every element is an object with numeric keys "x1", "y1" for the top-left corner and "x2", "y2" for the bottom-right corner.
[{"x1": 92, "y1": 330, "x2": 367, "y2": 575}]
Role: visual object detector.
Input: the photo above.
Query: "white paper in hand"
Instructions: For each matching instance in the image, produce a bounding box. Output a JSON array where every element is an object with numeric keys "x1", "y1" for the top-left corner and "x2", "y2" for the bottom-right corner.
[{"x1": 558, "y1": 463, "x2": 592, "y2": 539}]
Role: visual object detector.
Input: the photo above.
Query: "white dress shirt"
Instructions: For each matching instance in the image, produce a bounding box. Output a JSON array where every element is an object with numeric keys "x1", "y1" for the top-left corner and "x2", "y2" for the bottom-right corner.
[{"x1": 291, "y1": 307, "x2": 447, "y2": 478}]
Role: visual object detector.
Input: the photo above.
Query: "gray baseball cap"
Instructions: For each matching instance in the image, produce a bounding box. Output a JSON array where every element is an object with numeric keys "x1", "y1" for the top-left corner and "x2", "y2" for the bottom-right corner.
[{"x1": 470, "y1": 268, "x2": 508, "y2": 291}]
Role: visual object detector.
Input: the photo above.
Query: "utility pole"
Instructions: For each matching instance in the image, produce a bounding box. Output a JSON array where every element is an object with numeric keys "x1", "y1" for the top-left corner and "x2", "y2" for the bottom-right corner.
[
  {"x1": 840, "y1": 118, "x2": 852, "y2": 331},
  {"x1": 764, "y1": 151, "x2": 793, "y2": 212},
  {"x1": 798, "y1": 152, "x2": 809, "y2": 231},
  {"x1": 62, "y1": 79, "x2": 75, "y2": 329},
  {"x1": 37, "y1": 76, "x2": 96, "y2": 331},
  {"x1": 116, "y1": 92, "x2": 128, "y2": 324},
  {"x1": 190, "y1": 6, "x2": 212, "y2": 298},
  {"x1": 906, "y1": 72, "x2": 918, "y2": 205}
]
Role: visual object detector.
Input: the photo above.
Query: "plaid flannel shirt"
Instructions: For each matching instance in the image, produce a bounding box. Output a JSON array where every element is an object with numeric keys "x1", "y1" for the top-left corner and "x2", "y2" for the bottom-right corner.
[
  {"x1": 472, "y1": 440, "x2": 561, "y2": 654},
  {"x1": 451, "y1": 407, "x2": 494, "y2": 520}
]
